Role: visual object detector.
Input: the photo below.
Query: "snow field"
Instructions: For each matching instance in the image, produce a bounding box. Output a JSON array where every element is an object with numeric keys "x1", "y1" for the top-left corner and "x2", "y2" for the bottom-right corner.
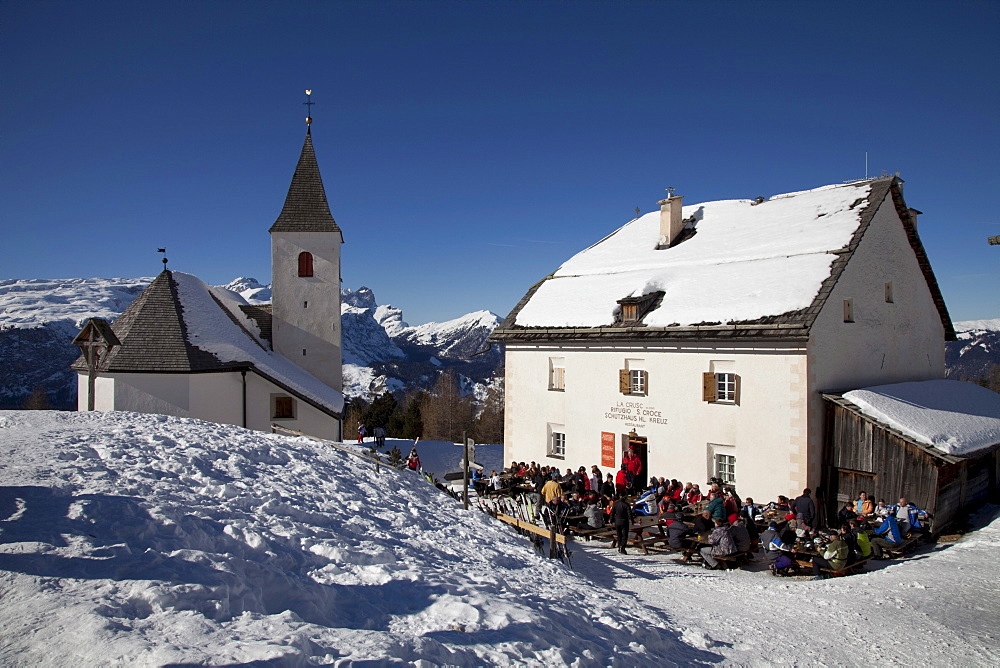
[{"x1": 0, "y1": 411, "x2": 706, "y2": 666}]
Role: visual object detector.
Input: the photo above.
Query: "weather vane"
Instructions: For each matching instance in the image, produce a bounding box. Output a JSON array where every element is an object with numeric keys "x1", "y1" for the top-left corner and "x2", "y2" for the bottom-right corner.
[
  {"x1": 304, "y1": 89, "x2": 314, "y2": 127},
  {"x1": 158, "y1": 248, "x2": 168, "y2": 271}
]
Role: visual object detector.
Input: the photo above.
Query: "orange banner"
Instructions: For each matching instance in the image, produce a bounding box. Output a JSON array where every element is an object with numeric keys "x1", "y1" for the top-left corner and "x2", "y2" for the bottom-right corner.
[{"x1": 601, "y1": 432, "x2": 616, "y2": 468}]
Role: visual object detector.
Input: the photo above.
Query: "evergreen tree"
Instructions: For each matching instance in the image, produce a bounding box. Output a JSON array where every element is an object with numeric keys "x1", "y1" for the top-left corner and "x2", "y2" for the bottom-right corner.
[
  {"x1": 472, "y1": 377, "x2": 504, "y2": 445},
  {"x1": 364, "y1": 392, "x2": 398, "y2": 434},
  {"x1": 22, "y1": 386, "x2": 52, "y2": 410},
  {"x1": 390, "y1": 390, "x2": 425, "y2": 439},
  {"x1": 343, "y1": 396, "x2": 370, "y2": 440}
]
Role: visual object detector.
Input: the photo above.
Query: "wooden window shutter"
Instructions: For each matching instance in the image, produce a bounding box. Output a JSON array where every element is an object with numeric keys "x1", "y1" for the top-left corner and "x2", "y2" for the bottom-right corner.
[
  {"x1": 702, "y1": 372, "x2": 716, "y2": 402},
  {"x1": 298, "y1": 252, "x2": 314, "y2": 277},
  {"x1": 734, "y1": 374, "x2": 741, "y2": 406},
  {"x1": 640, "y1": 370, "x2": 649, "y2": 395},
  {"x1": 619, "y1": 369, "x2": 630, "y2": 394}
]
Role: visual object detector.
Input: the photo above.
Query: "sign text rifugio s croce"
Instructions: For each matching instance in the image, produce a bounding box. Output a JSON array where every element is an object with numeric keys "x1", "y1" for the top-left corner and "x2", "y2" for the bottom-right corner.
[{"x1": 605, "y1": 400, "x2": 668, "y2": 429}]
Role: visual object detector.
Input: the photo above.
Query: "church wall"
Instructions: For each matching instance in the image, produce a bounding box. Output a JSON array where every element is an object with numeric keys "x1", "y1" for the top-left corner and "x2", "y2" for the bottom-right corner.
[
  {"x1": 503, "y1": 341, "x2": 809, "y2": 502},
  {"x1": 104, "y1": 372, "x2": 193, "y2": 416},
  {"x1": 245, "y1": 371, "x2": 340, "y2": 441},
  {"x1": 807, "y1": 193, "x2": 947, "y2": 491},
  {"x1": 77, "y1": 373, "x2": 118, "y2": 412},
  {"x1": 271, "y1": 232, "x2": 343, "y2": 392}
]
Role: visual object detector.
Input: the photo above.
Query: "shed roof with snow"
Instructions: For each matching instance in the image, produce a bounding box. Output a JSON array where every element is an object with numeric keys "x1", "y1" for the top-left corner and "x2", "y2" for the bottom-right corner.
[
  {"x1": 835, "y1": 380, "x2": 1000, "y2": 458},
  {"x1": 494, "y1": 177, "x2": 954, "y2": 342}
]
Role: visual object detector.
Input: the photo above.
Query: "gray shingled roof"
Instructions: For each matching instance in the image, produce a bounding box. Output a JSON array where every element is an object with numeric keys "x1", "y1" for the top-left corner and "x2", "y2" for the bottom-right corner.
[
  {"x1": 71, "y1": 271, "x2": 240, "y2": 373},
  {"x1": 268, "y1": 130, "x2": 342, "y2": 234}
]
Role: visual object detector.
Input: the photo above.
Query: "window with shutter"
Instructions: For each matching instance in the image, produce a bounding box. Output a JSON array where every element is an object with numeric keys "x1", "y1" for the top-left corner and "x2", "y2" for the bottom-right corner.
[
  {"x1": 550, "y1": 366, "x2": 565, "y2": 391},
  {"x1": 298, "y1": 252, "x2": 314, "y2": 277},
  {"x1": 619, "y1": 369, "x2": 631, "y2": 394},
  {"x1": 702, "y1": 372, "x2": 716, "y2": 402},
  {"x1": 272, "y1": 395, "x2": 295, "y2": 419},
  {"x1": 629, "y1": 369, "x2": 647, "y2": 395}
]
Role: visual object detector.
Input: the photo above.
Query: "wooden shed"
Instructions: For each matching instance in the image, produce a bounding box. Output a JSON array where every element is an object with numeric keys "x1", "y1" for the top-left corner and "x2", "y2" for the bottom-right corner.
[{"x1": 822, "y1": 392, "x2": 999, "y2": 533}]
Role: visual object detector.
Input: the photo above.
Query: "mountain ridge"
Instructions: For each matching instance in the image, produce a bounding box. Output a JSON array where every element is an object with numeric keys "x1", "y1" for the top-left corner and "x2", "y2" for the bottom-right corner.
[{"x1": 0, "y1": 276, "x2": 503, "y2": 408}]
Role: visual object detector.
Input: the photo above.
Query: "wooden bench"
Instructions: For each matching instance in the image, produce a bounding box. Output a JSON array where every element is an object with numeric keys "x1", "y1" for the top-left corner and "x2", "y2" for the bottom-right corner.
[
  {"x1": 795, "y1": 557, "x2": 871, "y2": 577},
  {"x1": 713, "y1": 551, "x2": 753, "y2": 569},
  {"x1": 882, "y1": 536, "x2": 920, "y2": 558}
]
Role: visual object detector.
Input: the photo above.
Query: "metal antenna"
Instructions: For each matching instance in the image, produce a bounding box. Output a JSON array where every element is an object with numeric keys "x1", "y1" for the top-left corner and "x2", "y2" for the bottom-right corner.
[
  {"x1": 157, "y1": 248, "x2": 168, "y2": 271},
  {"x1": 303, "y1": 89, "x2": 314, "y2": 129},
  {"x1": 865, "y1": 151, "x2": 869, "y2": 179},
  {"x1": 634, "y1": 206, "x2": 641, "y2": 218}
]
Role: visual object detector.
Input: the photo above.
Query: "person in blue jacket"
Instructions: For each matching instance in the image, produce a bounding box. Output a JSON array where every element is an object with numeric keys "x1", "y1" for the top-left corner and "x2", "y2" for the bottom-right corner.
[
  {"x1": 889, "y1": 497, "x2": 927, "y2": 534},
  {"x1": 870, "y1": 514, "x2": 903, "y2": 559}
]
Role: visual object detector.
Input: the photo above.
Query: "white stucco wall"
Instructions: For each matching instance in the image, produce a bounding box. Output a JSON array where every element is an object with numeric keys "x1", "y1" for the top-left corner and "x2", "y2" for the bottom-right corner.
[
  {"x1": 76, "y1": 370, "x2": 340, "y2": 441},
  {"x1": 271, "y1": 231, "x2": 343, "y2": 392},
  {"x1": 503, "y1": 342, "x2": 810, "y2": 501},
  {"x1": 804, "y1": 193, "x2": 948, "y2": 489}
]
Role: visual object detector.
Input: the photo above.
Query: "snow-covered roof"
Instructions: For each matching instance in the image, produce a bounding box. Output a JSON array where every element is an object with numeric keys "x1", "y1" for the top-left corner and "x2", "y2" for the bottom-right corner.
[
  {"x1": 497, "y1": 177, "x2": 951, "y2": 340},
  {"x1": 842, "y1": 380, "x2": 1000, "y2": 457},
  {"x1": 72, "y1": 271, "x2": 343, "y2": 416}
]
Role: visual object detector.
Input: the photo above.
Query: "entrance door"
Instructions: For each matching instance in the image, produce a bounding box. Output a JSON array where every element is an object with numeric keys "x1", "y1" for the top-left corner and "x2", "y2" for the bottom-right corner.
[{"x1": 622, "y1": 434, "x2": 649, "y2": 488}]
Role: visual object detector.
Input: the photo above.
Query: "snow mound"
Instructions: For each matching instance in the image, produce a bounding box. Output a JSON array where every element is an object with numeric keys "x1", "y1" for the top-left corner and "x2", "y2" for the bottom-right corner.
[
  {"x1": 0, "y1": 411, "x2": 704, "y2": 665},
  {"x1": 843, "y1": 380, "x2": 1000, "y2": 456}
]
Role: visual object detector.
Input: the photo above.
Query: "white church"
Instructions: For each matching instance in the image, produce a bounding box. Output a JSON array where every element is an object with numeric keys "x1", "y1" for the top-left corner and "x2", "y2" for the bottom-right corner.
[
  {"x1": 72, "y1": 117, "x2": 345, "y2": 440},
  {"x1": 492, "y1": 176, "x2": 961, "y2": 503}
]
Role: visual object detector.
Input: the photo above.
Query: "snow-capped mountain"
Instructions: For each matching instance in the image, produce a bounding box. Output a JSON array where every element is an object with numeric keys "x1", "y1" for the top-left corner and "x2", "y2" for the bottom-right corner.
[
  {"x1": 947, "y1": 319, "x2": 1000, "y2": 385},
  {"x1": 340, "y1": 286, "x2": 503, "y2": 400},
  {"x1": 0, "y1": 278, "x2": 153, "y2": 408},
  {"x1": 0, "y1": 277, "x2": 502, "y2": 408}
]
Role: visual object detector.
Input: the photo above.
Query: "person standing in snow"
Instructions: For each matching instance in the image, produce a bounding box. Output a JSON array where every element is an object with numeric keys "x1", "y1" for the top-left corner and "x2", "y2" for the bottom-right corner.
[
  {"x1": 611, "y1": 494, "x2": 634, "y2": 554},
  {"x1": 357, "y1": 424, "x2": 367, "y2": 444},
  {"x1": 373, "y1": 425, "x2": 386, "y2": 450},
  {"x1": 406, "y1": 447, "x2": 421, "y2": 472}
]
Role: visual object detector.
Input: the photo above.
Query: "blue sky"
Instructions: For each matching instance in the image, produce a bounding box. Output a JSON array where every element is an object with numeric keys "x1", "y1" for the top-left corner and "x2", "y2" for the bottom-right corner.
[{"x1": 2, "y1": 1, "x2": 998, "y2": 325}]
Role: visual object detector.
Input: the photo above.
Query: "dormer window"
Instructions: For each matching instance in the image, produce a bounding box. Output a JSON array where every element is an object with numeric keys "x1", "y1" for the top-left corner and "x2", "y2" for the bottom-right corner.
[
  {"x1": 298, "y1": 252, "x2": 314, "y2": 277},
  {"x1": 615, "y1": 291, "x2": 664, "y2": 326}
]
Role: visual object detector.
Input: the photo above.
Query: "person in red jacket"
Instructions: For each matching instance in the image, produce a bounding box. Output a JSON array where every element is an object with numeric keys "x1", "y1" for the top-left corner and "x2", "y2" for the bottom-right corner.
[
  {"x1": 623, "y1": 447, "x2": 643, "y2": 493},
  {"x1": 615, "y1": 465, "x2": 630, "y2": 494}
]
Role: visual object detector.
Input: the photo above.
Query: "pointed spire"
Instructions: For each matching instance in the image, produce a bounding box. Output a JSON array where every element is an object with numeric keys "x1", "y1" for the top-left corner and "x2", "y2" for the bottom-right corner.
[{"x1": 269, "y1": 129, "x2": 341, "y2": 234}]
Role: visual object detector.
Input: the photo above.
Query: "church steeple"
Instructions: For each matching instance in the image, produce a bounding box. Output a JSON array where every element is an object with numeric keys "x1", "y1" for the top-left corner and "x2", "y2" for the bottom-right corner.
[
  {"x1": 268, "y1": 94, "x2": 344, "y2": 394},
  {"x1": 268, "y1": 128, "x2": 342, "y2": 235}
]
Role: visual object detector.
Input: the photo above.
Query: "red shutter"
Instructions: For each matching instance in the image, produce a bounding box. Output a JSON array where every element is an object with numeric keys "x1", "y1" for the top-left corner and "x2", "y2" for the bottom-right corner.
[{"x1": 298, "y1": 252, "x2": 314, "y2": 277}]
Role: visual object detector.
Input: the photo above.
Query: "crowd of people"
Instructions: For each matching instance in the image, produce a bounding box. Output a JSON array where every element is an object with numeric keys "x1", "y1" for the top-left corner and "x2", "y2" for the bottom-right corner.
[{"x1": 492, "y1": 452, "x2": 929, "y2": 578}]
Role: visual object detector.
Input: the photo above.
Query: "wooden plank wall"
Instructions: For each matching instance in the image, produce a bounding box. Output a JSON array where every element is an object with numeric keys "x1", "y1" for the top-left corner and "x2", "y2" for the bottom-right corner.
[
  {"x1": 827, "y1": 403, "x2": 999, "y2": 532},
  {"x1": 827, "y1": 404, "x2": 941, "y2": 522}
]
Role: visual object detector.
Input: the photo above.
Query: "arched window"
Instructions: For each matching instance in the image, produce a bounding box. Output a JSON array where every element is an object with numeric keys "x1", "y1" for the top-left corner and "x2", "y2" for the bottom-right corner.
[{"x1": 297, "y1": 252, "x2": 314, "y2": 277}]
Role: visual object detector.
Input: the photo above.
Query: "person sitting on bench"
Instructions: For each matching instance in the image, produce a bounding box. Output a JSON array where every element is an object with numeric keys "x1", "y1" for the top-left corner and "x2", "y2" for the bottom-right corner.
[
  {"x1": 730, "y1": 517, "x2": 752, "y2": 554},
  {"x1": 870, "y1": 514, "x2": 904, "y2": 559},
  {"x1": 693, "y1": 509, "x2": 714, "y2": 537},
  {"x1": 809, "y1": 528, "x2": 849, "y2": 580},
  {"x1": 760, "y1": 521, "x2": 796, "y2": 573},
  {"x1": 700, "y1": 518, "x2": 737, "y2": 570},
  {"x1": 633, "y1": 486, "x2": 658, "y2": 516},
  {"x1": 890, "y1": 497, "x2": 927, "y2": 535}
]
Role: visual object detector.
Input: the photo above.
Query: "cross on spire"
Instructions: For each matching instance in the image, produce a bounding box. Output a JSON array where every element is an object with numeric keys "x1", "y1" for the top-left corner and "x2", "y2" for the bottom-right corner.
[{"x1": 303, "y1": 89, "x2": 314, "y2": 128}]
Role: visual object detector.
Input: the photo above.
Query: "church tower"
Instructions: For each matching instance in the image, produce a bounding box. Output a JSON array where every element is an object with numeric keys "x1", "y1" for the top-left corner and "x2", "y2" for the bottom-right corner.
[{"x1": 269, "y1": 99, "x2": 344, "y2": 391}]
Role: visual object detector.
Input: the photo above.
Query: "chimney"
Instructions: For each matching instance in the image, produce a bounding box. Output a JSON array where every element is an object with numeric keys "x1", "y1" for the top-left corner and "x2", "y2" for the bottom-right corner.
[
  {"x1": 908, "y1": 207, "x2": 922, "y2": 233},
  {"x1": 657, "y1": 190, "x2": 684, "y2": 248}
]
